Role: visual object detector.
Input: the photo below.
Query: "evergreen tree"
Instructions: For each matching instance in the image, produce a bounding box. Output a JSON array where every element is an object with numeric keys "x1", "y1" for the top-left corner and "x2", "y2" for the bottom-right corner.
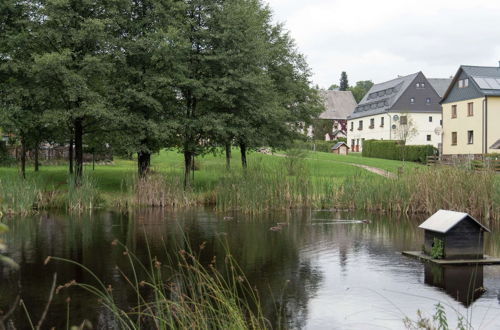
[{"x1": 339, "y1": 71, "x2": 349, "y2": 91}]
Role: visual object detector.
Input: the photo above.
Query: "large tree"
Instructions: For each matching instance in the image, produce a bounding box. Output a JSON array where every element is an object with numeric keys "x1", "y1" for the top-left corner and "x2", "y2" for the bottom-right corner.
[
  {"x1": 32, "y1": 0, "x2": 124, "y2": 184},
  {"x1": 110, "y1": 0, "x2": 181, "y2": 177}
]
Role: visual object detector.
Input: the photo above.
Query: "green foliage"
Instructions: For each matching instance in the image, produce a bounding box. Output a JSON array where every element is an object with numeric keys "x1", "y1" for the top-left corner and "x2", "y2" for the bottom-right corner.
[
  {"x1": 0, "y1": 176, "x2": 41, "y2": 214},
  {"x1": 431, "y1": 238, "x2": 444, "y2": 259},
  {"x1": 312, "y1": 119, "x2": 333, "y2": 140},
  {"x1": 362, "y1": 140, "x2": 437, "y2": 163},
  {"x1": 294, "y1": 140, "x2": 334, "y2": 153},
  {"x1": 0, "y1": 220, "x2": 19, "y2": 270},
  {"x1": 0, "y1": 141, "x2": 14, "y2": 165},
  {"x1": 348, "y1": 80, "x2": 374, "y2": 103},
  {"x1": 433, "y1": 303, "x2": 448, "y2": 329}
]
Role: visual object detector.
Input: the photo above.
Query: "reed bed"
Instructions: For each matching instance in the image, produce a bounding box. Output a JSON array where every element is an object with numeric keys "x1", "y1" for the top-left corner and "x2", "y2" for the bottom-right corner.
[
  {"x1": 0, "y1": 176, "x2": 41, "y2": 215},
  {"x1": 49, "y1": 240, "x2": 269, "y2": 329},
  {"x1": 336, "y1": 166, "x2": 500, "y2": 221}
]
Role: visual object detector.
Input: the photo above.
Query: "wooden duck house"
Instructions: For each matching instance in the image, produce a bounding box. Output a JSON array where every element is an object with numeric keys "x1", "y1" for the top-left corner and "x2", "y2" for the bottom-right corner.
[{"x1": 419, "y1": 210, "x2": 490, "y2": 260}]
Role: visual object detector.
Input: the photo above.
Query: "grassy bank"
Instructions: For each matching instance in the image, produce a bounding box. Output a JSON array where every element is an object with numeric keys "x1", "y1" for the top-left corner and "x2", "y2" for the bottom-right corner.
[{"x1": 1, "y1": 150, "x2": 499, "y2": 221}]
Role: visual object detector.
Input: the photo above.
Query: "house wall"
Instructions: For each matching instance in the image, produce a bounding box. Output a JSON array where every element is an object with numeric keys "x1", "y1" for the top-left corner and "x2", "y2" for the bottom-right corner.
[
  {"x1": 347, "y1": 112, "x2": 441, "y2": 151},
  {"x1": 442, "y1": 97, "x2": 484, "y2": 155},
  {"x1": 444, "y1": 219, "x2": 484, "y2": 259},
  {"x1": 487, "y1": 97, "x2": 500, "y2": 154},
  {"x1": 442, "y1": 96, "x2": 500, "y2": 155}
]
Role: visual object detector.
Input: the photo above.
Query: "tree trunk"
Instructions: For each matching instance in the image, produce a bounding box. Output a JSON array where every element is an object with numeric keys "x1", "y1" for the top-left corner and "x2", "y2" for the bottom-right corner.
[
  {"x1": 74, "y1": 118, "x2": 83, "y2": 185},
  {"x1": 69, "y1": 139, "x2": 74, "y2": 175},
  {"x1": 20, "y1": 136, "x2": 26, "y2": 179},
  {"x1": 183, "y1": 150, "x2": 193, "y2": 188},
  {"x1": 34, "y1": 141, "x2": 40, "y2": 172},
  {"x1": 240, "y1": 143, "x2": 247, "y2": 169},
  {"x1": 225, "y1": 142, "x2": 231, "y2": 170},
  {"x1": 137, "y1": 151, "x2": 151, "y2": 178}
]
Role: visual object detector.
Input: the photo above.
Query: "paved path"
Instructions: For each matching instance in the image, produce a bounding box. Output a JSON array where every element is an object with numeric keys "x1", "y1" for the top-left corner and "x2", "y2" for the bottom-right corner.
[{"x1": 271, "y1": 153, "x2": 396, "y2": 179}]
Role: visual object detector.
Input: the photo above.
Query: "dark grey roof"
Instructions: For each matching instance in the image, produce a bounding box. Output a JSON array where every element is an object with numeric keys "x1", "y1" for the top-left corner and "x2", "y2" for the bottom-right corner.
[
  {"x1": 348, "y1": 73, "x2": 419, "y2": 119},
  {"x1": 490, "y1": 139, "x2": 500, "y2": 149},
  {"x1": 331, "y1": 142, "x2": 349, "y2": 150},
  {"x1": 428, "y1": 78, "x2": 452, "y2": 98},
  {"x1": 442, "y1": 65, "x2": 500, "y2": 102},
  {"x1": 319, "y1": 90, "x2": 357, "y2": 120}
]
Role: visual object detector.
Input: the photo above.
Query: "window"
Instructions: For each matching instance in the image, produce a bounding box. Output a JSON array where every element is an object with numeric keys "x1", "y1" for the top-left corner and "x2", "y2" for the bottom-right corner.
[
  {"x1": 400, "y1": 116, "x2": 408, "y2": 125},
  {"x1": 358, "y1": 120, "x2": 363, "y2": 130},
  {"x1": 451, "y1": 105, "x2": 457, "y2": 118},
  {"x1": 427, "y1": 135, "x2": 431, "y2": 141},
  {"x1": 410, "y1": 98, "x2": 415, "y2": 104},
  {"x1": 426, "y1": 98, "x2": 431, "y2": 104},
  {"x1": 350, "y1": 122, "x2": 354, "y2": 131},
  {"x1": 429, "y1": 116, "x2": 433, "y2": 122},
  {"x1": 467, "y1": 102, "x2": 474, "y2": 116},
  {"x1": 451, "y1": 132, "x2": 457, "y2": 146},
  {"x1": 370, "y1": 118, "x2": 375, "y2": 128},
  {"x1": 380, "y1": 117, "x2": 384, "y2": 127},
  {"x1": 416, "y1": 82, "x2": 425, "y2": 88},
  {"x1": 468, "y1": 130, "x2": 474, "y2": 144},
  {"x1": 440, "y1": 119, "x2": 443, "y2": 126},
  {"x1": 458, "y1": 79, "x2": 469, "y2": 88}
]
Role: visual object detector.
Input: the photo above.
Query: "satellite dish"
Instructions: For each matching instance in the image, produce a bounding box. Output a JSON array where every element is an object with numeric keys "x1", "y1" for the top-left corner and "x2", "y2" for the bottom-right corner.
[
  {"x1": 393, "y1": 115, "x2": 399, "y2": 121},
  {"x1": 391, "y1": 124, "x2": 397, "y2": 130},
  {"x1": 434, "y1": 127, "x2": 443, "y2": 135}
]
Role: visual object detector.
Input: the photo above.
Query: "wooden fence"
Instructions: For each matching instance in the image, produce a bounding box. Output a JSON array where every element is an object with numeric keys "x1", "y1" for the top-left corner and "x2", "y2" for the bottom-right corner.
[{"x1": 427, "y1": 155, "x2": 500, "y2": 172}]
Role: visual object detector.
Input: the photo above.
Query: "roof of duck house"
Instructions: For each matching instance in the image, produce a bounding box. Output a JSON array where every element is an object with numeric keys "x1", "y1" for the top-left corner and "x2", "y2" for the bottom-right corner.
[
  {"x1": 418, "y1": 209, "x2": 490, "y2": 233},
  {"x1": 331, "y1": 142, "x2": 349, "y2": 150}
]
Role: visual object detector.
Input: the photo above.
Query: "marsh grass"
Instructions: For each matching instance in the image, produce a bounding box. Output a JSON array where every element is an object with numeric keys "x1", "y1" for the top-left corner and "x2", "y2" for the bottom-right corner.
[
  {"x1": 65, "y1": 175, "x2": 102, "y2": 212},
  {"x1": 49, "y1": 239, "x2": 269, "y2": 329},
  {"x1": 0, "y1": 176, "x2": 41, "y2": 215},
  {"x1": 337, "y1": 166, "x2": 500, "y2": 221}
]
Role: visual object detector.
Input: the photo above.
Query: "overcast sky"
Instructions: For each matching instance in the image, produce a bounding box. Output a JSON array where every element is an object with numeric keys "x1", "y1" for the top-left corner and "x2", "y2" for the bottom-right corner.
[{"x1": 265, "y1": 0, "x2": 500, "y2": 89}]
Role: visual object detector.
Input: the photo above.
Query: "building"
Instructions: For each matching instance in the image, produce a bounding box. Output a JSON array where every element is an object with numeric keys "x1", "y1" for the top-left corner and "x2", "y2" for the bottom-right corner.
[
  {"x1": 441, "y1": 65, "x2": 500, "y2": 156},
  {"x1": 347, "y1": 72, "x2": 451, "y2": 152},
  {"x1": 316, "y1": 90, "x2": 357, "y2": 140},
  {"x1": 419, "y1": 209, "x2": 490, "y2": 260},
  {"x1": 331, "y1": 142, "x2": 349, "y2": 155}
]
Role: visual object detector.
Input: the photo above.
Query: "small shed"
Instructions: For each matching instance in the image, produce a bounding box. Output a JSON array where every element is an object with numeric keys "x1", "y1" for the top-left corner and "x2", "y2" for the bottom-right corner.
[
  {"x1": 419, "y1": 210, "x2": 490, "y2": 260},
  {"x1": 331, "y1": 142, "x2": 349, "y2": 155}
]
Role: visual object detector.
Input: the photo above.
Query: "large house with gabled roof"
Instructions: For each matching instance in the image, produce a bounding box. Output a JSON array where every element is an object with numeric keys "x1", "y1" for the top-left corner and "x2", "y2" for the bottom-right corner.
[
  {"x1": 315, "y1": 90, "x2": 357, "y2": 140},
  {"x1": 440, "y1": 64, "x2": 500, "y2": 156},
  {"x1": 347, "y1": 72, "x2": 451, "y2": 152}
]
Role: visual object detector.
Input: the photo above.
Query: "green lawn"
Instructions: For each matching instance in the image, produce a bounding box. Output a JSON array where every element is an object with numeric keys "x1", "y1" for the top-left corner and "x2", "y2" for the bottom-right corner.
[{"x1": 0, "y1": 149, "x2": 418, "y2": 194}]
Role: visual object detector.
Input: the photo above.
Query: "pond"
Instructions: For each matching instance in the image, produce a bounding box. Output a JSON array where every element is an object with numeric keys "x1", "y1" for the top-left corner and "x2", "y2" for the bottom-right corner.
[{"x1": 1, "y1": 209, "x2": 500, "y2": 329}]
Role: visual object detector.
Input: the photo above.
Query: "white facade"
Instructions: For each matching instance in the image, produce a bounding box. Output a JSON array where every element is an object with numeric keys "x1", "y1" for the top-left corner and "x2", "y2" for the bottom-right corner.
[{"x1": 347, "y1": 112, "x2": 442, "y2": 151}]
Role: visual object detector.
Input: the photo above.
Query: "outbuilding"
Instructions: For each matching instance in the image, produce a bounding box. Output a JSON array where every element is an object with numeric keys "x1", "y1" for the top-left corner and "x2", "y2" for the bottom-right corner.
[
  {"x1": 419, "y1": 210, "x2": 490, "y2": 260},
  {"x1": 331, "y1": 142, "x2": 349, "y2": 155}
]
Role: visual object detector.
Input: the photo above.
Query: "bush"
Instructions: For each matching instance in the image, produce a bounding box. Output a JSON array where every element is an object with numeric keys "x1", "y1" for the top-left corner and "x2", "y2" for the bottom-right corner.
[
  {"x1": 0, "y1": 141, "x2": 15, "y2": 165},
  {"x1": 362, "y1": 140, "x2": 437, "y2": 163}
]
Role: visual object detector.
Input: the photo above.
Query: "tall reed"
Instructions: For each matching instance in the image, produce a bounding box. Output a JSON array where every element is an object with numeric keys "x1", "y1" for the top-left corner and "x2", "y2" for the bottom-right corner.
[
  {"x1": 336, "y1": 166, "x2": 500, "y2": 221},
  {"x1": 65, "y1": 175, "x2": 101, "y2": 212},
  {"x1": 0, "y1": 176, "x2": 41, "y2": 215},
  {"x1": 49, "y1": 240, "x2": 269, "y2": 329}
]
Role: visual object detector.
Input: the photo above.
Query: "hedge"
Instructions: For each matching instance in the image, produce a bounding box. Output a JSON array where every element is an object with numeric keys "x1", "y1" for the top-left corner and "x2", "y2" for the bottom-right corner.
[{"x1": 361, "y1": 140, "x2": 437, "y2": 163}]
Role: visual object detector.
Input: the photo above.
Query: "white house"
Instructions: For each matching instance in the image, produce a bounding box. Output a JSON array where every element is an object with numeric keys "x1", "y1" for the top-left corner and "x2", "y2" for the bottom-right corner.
[{"x1": 347, "y1": 72, "x2": 451, "y2": 152}]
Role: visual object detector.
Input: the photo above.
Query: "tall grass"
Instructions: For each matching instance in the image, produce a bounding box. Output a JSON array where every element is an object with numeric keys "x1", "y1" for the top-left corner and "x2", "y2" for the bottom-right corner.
[
  {"x1": 336, "y1": 166, "x2": 500, "y2": 221},
  {"x1": 65, "y1": 175, "x2": 102, "y2": 212},
  {"x1": 49, "y1": 240, "x2": 269, "y2": 329},
  {"x1": 0, "y1": 176, "x2": 41, "y2": 215}
]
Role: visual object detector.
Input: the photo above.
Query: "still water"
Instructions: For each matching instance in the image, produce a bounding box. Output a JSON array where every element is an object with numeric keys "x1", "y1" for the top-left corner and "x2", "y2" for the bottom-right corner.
[{"x1": 1, "y1": 209, "x2": 500, "y2": 329}]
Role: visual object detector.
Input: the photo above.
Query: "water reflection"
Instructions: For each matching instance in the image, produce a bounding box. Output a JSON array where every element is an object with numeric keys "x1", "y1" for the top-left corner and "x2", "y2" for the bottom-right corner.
[
  {"x1": 0, "y1": 209, "x2": 500, "y2": 329},
  {"x1": 424, "y1": 264, "x2": 485, "y2": 307}
]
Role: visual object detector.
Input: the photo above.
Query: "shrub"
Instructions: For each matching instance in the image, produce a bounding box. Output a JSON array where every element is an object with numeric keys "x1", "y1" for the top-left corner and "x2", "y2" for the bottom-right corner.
[
  {"x1": 293, "y1": 140, "x2": 333, "y2": 153},
  {"x1": 362, "y1": 140, "x2": 437, "y2": 163}
]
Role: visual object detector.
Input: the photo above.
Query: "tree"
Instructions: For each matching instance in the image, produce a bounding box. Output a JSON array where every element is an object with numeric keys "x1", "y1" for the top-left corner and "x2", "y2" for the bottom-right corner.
[
  {"x1": 312, "y1": 119, "x2": 332, "y2": 140},
  {"x1": 339, "y1": 71, "x2": 349, "y2": 91},
  {"x1": 349, "y1": 80, "x2": 374, "y2": 103},
  {"x1": 328, "y1": 84, "x2": 339, "y2": 91},
  {"x1": 110, "y1": 0, "x2": 181, "y2": 177},
  {"x1": 32, "y1": 0, "x2": 124, "y2": 184},
  {"x1": 394, "y1": 113, "x2": 418, "y2": 162}
]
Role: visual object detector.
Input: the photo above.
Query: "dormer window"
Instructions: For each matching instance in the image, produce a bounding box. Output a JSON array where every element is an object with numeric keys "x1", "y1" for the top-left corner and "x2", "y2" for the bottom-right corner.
[
  {"x1": 410, "y1": 97, "x2": 415, "y2": 104},
  {"x1": 416, "y1": 82, "x2": 425, "y2": 89},
  {"x1": 426, "y1": 98, "x2": 431, "y2": 104},
  {"x1": 458, "y1": 78, "x2": 469, "y2": 88}
]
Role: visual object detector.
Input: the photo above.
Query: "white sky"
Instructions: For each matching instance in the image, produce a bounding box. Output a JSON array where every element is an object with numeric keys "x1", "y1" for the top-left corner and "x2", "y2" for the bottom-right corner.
[{"x1": 265, "y1": 0, "x2": 500, "y2": 88}]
